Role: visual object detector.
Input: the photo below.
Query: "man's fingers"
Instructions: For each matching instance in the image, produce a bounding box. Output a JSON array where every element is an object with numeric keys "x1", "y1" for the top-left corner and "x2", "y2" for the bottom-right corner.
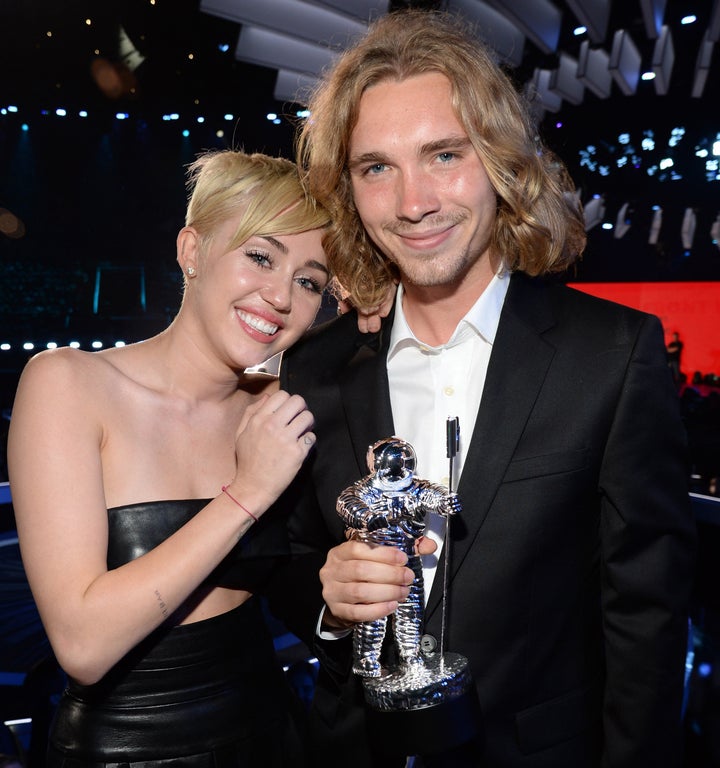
[
  {"x1": 320, "y1": 558, "x2": 413, "y2": 590},
  {"x1": 415, "y1": 536, "x2": 437, "y2": 556},
  {"x1": 320, "y1": 541, "x2": 415, "y2": 624},
  {"x1": 329, "y1": 600, "x2": 401, "y2": 624},
  {"x1": 332, "y1": 539, "x2": 408, "y2": 566}
]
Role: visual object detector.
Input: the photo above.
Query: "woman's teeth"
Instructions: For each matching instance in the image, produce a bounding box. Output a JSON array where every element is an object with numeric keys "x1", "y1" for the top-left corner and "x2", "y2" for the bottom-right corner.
[{"x1": 238, "y1": 310, "x2": 278, "y2": 335}]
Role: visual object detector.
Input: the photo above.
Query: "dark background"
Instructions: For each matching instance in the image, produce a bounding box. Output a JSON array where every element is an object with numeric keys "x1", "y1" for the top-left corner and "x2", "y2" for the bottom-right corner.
[{"x1": 0, "y1": 0, "x2": 718, "y2": 405}]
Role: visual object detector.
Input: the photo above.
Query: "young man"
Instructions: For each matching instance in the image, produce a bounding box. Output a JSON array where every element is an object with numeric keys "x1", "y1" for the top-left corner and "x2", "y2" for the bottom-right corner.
[{"x1": 280, "y1": 10, "x2": 696, "y2": 767}]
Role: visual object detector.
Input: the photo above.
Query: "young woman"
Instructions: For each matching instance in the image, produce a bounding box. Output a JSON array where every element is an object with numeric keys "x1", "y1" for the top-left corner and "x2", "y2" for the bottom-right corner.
[{"x1": 8, "y1": 150, "x2": 332, "y2": 767}]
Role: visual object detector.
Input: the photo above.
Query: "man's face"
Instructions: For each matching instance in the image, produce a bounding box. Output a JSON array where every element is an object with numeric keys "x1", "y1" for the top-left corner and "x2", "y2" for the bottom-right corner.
[{"x1": 348, "y1": 72, "x2": 498, "y2": 292}]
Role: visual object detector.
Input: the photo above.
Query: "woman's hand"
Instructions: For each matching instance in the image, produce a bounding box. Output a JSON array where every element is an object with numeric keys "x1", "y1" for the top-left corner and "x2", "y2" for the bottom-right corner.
[
  {"x1": 230, "y1": 389, "x2": 315, "y2": 513},
  {"x1": 338, "y1": 282, "x2": 397, "y2": 333}
]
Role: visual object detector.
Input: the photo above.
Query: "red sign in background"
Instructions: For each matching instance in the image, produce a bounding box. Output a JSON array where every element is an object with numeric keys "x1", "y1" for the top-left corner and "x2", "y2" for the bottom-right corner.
[{"x1": 568, "y1": 282, "x2": 720, "y2": 379}]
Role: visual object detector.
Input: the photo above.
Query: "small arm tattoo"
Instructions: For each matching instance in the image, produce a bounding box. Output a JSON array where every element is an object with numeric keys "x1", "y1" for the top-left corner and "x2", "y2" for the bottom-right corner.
[{"x1": 154, "y1": 589, "x2": 169, "y2": 618}]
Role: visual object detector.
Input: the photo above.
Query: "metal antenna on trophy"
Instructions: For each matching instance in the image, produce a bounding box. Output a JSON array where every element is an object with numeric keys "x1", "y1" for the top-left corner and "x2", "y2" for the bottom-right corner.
[{"x1": 441, "y1": 416, "x2": 459, "y2": 662}]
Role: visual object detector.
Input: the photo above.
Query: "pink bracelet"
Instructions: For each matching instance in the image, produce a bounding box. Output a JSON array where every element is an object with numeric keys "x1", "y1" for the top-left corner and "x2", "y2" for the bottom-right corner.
[{"x1": 221, "y1": 485, "x2": 258, "y2": 524}]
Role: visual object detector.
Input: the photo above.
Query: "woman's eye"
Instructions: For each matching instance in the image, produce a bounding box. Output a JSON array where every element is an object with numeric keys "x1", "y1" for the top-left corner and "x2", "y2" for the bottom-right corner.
[
  {"x1": 296, "y1": 276, "x2": 324, "y2": 294},
  {"x1": 366, "y1": 163, "x2": 387, "y2": 175},
  {"x1": 438, "y1": 152, "x2": 455, "y2": 163},
  {"x1": 246, "y1": 249, "x2": 272, "y2": 267}
]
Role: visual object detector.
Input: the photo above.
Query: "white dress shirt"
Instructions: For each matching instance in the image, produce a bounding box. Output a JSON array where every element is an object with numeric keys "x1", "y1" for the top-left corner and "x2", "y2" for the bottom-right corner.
[
  {"x1": 316, "y1": 271, "x2": 509, "y2": 640},
  {"x1": 387, "y1": 272, "x2": 509, "y2": 600}
]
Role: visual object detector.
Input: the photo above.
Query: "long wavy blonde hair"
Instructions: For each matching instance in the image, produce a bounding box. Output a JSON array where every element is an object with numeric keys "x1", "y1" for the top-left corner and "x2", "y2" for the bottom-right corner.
[{"x1": 296, "y1": 10, "x2": 586, "y2": 309}]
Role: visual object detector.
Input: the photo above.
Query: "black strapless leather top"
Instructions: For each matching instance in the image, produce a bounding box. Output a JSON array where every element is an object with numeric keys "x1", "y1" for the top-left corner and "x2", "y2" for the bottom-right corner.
[{"x1": 106, "y1": 499, "x2": 292, "y2": 592}]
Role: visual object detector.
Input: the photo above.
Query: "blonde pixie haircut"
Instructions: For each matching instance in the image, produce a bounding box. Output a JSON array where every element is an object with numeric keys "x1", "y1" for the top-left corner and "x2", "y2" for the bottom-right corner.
[
  {"x1": 296, "y1": 10, "x2": 587, "y2": 310},
  {"x1": 185, "y1": 150, "x2": 330, "y2": 263}
]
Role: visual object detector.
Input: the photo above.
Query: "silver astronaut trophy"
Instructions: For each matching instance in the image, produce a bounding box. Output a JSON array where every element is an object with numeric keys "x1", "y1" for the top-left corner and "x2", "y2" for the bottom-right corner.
[{"x1": 337, "y1": 423, "x2": 481, "y2": 755}]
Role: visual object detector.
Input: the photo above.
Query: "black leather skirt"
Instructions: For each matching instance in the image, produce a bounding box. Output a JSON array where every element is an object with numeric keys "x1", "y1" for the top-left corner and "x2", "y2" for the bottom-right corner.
[{"x1": 47, "y1": 599, "x2": 306, "y2": 767}]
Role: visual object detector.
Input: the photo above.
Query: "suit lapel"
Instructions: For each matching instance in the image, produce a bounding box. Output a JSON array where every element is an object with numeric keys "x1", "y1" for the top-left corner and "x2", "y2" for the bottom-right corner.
[
  {"x1": 339, "y1": 314, "x2": 396, "y2": 477},
  {"x1": 426, "y1": 274, "x2": 558, "y2": 617}
]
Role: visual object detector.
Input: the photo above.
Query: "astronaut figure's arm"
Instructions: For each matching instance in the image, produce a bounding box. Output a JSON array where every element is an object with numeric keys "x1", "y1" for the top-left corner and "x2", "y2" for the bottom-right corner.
[
  {"x1": 336, "y1": 481, "x2": 389, "y2": 532},
  {"x1": 415, "y1": 481, "x2": 462, "y2": 518}
]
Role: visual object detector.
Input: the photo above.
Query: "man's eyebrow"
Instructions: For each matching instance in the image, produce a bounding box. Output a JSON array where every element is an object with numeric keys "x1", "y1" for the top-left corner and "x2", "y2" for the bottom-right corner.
[
  {"x1": 348, "y1": 151, "x2": 385, "y2": 170},
  {"x1": 419, "y1": 135, "x2": 473, "y2": 155}
]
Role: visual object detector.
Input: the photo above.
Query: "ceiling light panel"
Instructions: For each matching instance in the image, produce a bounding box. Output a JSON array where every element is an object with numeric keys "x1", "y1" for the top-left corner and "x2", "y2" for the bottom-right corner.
[
  {"x1": 577, "y1": 40, "x2": 613, "y2": 98},
  {"x1": 201, "y1": 0, "x2": 366, "y2": 49},
  {"x1": 483, "y1": 0, "x2": 562, "y2": 54},
  {"x1": 652, "y1": 25, "x2": 674, "y2": 95},
  {"x1": 710, "y1": 0, "x2": 720, "y2": 42},
  {"x1": 446, "y1": 0, "x2": 526, "y2": 67},
  {"x1": 692, "y1": 31, "x2": 715, "y2": 98},
  {"x1": 298, "y1": 0, "x2": 388, "y2": 23},
  {"x1": 565, "y1": 0, "x2": 611, "y2": 44},
  {"x1": 609, "y1": 29, "x2": 642, "y2": 95},
  {"x1": 639, "y1": 0, "x2": 666, "y2": 39},
  {"x1": 274, "y1": 69, "x2": 319, "y2": 103},
  {"x1": 549, "y1": 53, "x2": 586, "y2": 104},
  {"x1": 235, "y1": 24, "x2": 338, "y2": 76}
]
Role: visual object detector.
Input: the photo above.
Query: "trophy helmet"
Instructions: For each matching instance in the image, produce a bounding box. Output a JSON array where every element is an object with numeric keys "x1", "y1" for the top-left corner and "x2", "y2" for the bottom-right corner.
[{"x1": 367, "y1": 437, "x2": 417, "y2": 482}]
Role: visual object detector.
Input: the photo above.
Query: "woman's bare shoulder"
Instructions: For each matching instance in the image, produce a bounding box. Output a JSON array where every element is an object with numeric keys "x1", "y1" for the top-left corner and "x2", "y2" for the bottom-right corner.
[
  {"x1": 21, "y1": 345, "x2": 112, "y2": 377},
  {"x1": 16, "y1": 346, "x2": 126, "y2": 404}
]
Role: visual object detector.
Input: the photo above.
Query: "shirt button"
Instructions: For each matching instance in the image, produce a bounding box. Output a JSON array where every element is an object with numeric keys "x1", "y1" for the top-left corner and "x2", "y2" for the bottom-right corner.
[{"x1": 443, "y1": 386, "x2": 454, "y2": 396}]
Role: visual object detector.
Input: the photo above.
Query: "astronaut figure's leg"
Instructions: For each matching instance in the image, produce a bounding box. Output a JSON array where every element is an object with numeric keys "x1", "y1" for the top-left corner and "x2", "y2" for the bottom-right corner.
[
  {"x1": 393, "y1": 553, "x2": 425, "y2": 669},
  {"x1": 353, "y1": 616, "x2": 387, "y2": 677}
]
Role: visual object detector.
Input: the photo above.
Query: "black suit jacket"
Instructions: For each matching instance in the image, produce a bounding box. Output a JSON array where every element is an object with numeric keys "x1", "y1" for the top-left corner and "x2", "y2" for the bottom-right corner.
[{"x1": 277, "y1": 273, "x2": 697, "y2": 768}]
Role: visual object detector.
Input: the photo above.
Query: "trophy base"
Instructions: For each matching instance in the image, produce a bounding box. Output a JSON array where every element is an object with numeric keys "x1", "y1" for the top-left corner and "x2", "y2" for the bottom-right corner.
[{"x1": 362, "y1": 652, "x2": 482, "y2": 755}]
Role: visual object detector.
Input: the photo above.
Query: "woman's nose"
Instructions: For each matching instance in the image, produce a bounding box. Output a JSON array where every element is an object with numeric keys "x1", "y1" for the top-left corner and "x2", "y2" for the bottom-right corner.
[{"x1": 260, "y1": 277, "x2": 292, "y2": 311}]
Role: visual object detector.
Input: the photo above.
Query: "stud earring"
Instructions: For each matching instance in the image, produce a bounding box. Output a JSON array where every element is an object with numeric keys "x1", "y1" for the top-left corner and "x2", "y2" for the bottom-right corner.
[{"x1": 186, "y1": 266, "x2": 196, "y2": 277}]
